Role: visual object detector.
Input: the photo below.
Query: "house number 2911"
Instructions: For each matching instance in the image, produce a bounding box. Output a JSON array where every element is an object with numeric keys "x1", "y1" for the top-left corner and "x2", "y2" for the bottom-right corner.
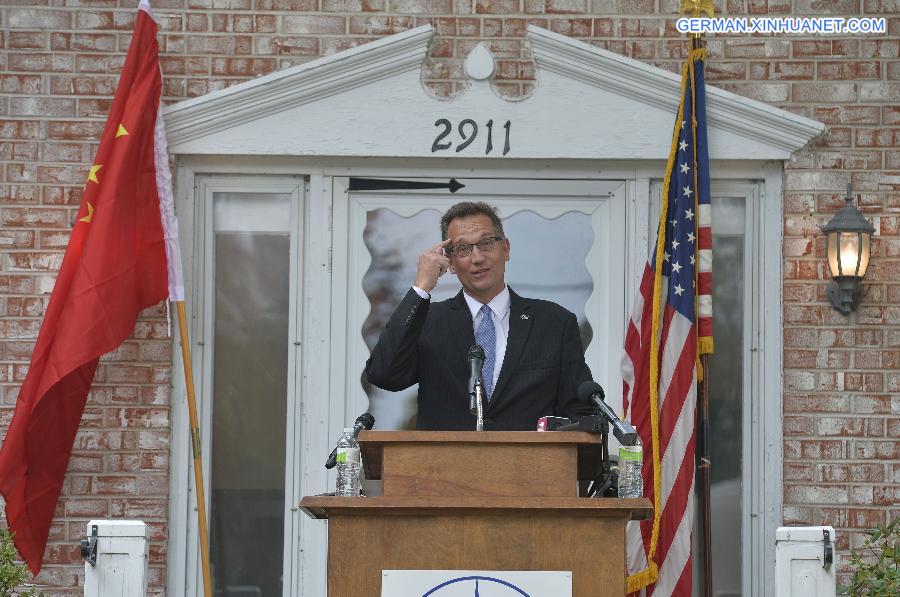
[{"x1": 431, "y1": 118, "x2": 511, "y2": 156}]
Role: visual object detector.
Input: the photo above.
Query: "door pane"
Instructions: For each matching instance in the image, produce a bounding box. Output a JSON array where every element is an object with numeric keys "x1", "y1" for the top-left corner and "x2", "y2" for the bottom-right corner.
[
  {"x1": 694, "y1": 195, "x2": 745, "y2": 597},
  {"x1": 210, "y1": 193, "x2": 290, "y2": 597},
  {"x1": 362, "y1": 207, "x2": 594, "y2": 429}
]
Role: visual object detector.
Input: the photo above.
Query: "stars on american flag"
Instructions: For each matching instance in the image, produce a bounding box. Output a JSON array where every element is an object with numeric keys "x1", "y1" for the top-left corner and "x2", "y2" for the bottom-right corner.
[{"x1": 659, "y1": 101, "x2": 701, "y2": 320}]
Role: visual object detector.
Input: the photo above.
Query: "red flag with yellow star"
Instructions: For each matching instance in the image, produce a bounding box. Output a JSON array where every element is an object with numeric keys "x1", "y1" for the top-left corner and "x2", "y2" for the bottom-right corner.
[{"x1": 0, "y1": 0, "x2": 182, "y2": 574}]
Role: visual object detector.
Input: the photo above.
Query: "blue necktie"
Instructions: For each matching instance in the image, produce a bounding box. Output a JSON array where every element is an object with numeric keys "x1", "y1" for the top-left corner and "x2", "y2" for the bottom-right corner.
[{"x1": 475, "y1": 304, "x2": 496, "y2": 400}]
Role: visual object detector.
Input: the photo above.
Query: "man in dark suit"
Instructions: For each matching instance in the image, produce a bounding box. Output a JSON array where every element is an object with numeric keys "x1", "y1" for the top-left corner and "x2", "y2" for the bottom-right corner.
[{"x1": 365, "y1": 201, "x2": 595, "y2": 431}]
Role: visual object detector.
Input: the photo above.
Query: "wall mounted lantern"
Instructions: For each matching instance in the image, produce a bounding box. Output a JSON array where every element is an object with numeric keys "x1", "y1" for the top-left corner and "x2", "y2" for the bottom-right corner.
[{"x1": 823, "y1": 184, "x2": 875, "y2": 315}]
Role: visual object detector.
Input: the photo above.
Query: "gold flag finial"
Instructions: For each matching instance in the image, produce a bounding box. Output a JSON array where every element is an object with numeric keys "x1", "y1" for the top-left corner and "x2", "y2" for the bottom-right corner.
[{"x1": 680, "y1": 0, "x2": 715, "y2": 17}]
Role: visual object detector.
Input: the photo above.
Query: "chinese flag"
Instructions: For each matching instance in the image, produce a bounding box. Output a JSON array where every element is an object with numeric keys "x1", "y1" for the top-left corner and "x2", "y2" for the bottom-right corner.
[{"x1": 0, "y1": 0, "x2": 182, "y2": 574}]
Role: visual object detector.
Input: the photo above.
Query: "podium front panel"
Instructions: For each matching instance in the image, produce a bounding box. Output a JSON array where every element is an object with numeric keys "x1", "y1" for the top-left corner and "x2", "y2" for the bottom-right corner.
[{"x1": 327, "y1": 510, "x2": 626, "y2": 597}]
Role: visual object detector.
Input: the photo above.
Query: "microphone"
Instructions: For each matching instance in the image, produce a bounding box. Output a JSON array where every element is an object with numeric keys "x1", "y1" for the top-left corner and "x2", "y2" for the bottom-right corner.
[
  {"x1": 467, "y1": 345, "x2": 485, "y2": 415},
  {"x1": 325, "y1": 412, "x2": 375, "y2": 469},
  {"x1": 577, "y1": 381, "x2": 638, "y2": 446}
]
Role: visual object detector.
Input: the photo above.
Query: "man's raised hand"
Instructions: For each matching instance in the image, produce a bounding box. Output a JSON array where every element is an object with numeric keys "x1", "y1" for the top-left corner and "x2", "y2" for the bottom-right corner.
[{"x1": 414, "y1": 239, "x2": 452, "y2": 293}]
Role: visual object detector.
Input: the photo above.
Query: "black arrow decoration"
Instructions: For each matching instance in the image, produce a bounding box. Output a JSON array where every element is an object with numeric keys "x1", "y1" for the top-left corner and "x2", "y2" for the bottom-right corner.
[{"x1": 348, "y1": 178, "x2": 465, "y2": 193}]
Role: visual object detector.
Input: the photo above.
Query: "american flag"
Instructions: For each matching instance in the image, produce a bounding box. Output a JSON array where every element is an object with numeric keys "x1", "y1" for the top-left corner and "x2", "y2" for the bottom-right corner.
[{"x1": 622, "y1": 46, "x2": 713, "y2": 596}]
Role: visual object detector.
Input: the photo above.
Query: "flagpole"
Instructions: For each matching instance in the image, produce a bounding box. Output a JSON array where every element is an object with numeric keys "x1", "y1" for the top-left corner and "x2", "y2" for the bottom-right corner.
[
  {"x1": 691, "y1": 29, "x2": 714, "y2": 597},
  {"x1": 698, "y1": 356, "x2": 713, "y2": 597},
  {"x1": 175, "y1": 301, "x2": 214, "y2": 597}
]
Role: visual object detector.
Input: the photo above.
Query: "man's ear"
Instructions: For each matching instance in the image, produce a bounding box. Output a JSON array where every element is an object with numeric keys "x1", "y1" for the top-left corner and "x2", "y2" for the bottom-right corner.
[{"x1": 449, "y1": 263, "x2": 457, "y2": 274}]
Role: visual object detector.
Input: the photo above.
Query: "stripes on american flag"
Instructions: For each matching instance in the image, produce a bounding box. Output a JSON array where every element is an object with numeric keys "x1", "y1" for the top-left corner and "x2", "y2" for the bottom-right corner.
[{"x1": 622, "y1": 46, "x2": 713, "y2": 597}]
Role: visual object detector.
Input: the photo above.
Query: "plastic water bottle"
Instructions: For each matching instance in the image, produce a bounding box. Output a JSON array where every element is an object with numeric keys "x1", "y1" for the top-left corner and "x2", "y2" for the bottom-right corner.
[
  {"x1": 335, "y1": 428, "x2": 361, "y2": 497},
  {"x1": 618, "y1": 439, "x2": 643, "y2": 498}
]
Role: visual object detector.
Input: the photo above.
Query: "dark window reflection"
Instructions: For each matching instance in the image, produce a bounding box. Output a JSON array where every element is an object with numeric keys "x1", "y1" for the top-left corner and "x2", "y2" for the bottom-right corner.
[{"x1": 210, "y1": 231, "x2": 289, "y2": 597}]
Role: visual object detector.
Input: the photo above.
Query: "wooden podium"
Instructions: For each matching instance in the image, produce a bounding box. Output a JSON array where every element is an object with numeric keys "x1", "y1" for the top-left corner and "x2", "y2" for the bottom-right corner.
[{"x1": 299, "y1": 431, "x2": 652, "y2": 596}]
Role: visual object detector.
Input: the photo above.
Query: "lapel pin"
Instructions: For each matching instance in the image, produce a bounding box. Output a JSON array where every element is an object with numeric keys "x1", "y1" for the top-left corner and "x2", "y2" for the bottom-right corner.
[{"x1": 520, "y1": 314, "x2": 530, "y2": 320}]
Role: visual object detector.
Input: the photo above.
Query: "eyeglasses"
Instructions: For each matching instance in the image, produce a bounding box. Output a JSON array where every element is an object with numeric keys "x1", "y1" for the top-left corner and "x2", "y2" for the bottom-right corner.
[{"x1": 447, "y1": 236, "x2": 504, "y2": 258}]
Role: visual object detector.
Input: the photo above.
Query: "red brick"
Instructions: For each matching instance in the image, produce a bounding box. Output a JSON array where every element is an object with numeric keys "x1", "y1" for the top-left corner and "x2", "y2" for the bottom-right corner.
[
  {"x1": 69, "y1": 33, "x2": 118, "y2": 53},
  {"x1": 860, "y1": 82, "x2": 900, "y2": 102},
  {"x1": 798, "y1": 439, "x2": 845, "y2": 459},
  {"x1": 718, "y1": 82, "x2": 789, "y2": 103},
  {"x1": 849, "y1": 508, "x2": 887, "y2": 529},
  {"x1": 749, "y1": 61, "x2": 813, "y2": 80},
  {"x1": 6, "y1": 9, "x2": 71, "y2": 29},
  {"x1": 0, "y1": 228, "x2": 36, "y2": 249},
  {"x1": 1, "y1": 207, "x2": 68, "y2": 228},
  {"x1": 549, "y1": 18, "x2": 593, "y2": 37},
  {"x1": 818, "y1": 61, "x2": 881, "y2": 80},
  {"x1": 93, "y1": 475, "x2": 137, "y2": 495},
  {"x1": 8, "y1": 53, "x2": 76, "y2": 73},
  {"x1": 477, "y1": 0, "x2": 518, "y2": 12},
  {"x1": 784, "y1": 416, "x2": 814, "y2": 435},
  {"x1": 40, "y1": 142, "x2": 86, "y2": 163},
  {"x1": 186, "y1": 14, "x2": 209, "y2": 31},
  {"x1": 784, "y1": 463, "x2": 814, "y2": 481},
  {"x1": 106, "y1": 407, "x2": 169, "y2": 429},
  {"x1": 49, "y1": 75, "x2": 118, "y2": 96},
  {"x1": 0, "y1": 275, "x2": 36, "y2": 295},
  {"x1": 256, "y1": 0, "x2": 319, "y2": 7},
  {"x1": 812, "y1": 105, "x2": 881, "y2": 125},
  {"x1": 76, "y1": 54, "x2": 126, "y2": 73},
  {"x1": 819, "y1": 151, "x2": 882, "y2": 170},
  {"x1": 349, "y1": 16, "x2": 413, "y2": 34},
  {"x1": 783, "y1": 506, "x2": 814, "y2": 525},
  {"x1": 46, "y1": 120, "x2": 104, "y2": 140},
  {"x1": 785, "y1": 485, "x2": 849, "y2": 505},
  {"x1": 126, "y1": 430, "x2": 166, "y2": 458},
  {"x1": 7, "y1": 31, "x2": 47, "y2": 49},
  {"x1": 817, "y1": 416, "x2": 864, "y2": 437},
  {"x1": 136, "y1": 475, "x2": 168, "y2": 496},
  {"x1": 784, "y1": 349, "x2": 817, "y2": 368},
  {"x1": 618, "y1": 17, "x2": 664, "y2": 36},
  {"x1": 74, "y1": 11, "x2": 116, "y2": 30},
  {"x1": 65, "y1": 498, "x2": 109, "y2": 518},
  {"x1": 110, "y1": 498, "x2": 168, "y2": 518},
  {"x1": 792, "y1": 83, "x2": 858, "y2": 103},
  {"x1": 285, "y1": 14, "x2": 347, "y2": 34},
  {"x1": 211, "y1": 57, "x2": 277, "y2": 77},
  {"x1": 853, "y1": 440, "x2": 899, "y2": 459}
]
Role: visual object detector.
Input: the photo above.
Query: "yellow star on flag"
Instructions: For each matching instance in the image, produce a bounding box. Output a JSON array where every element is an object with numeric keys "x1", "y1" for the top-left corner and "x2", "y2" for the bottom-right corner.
[
  {"x1": 79, "y1": 201, "x2": 95, "y2": 224},
  {"x1": 116, "y1": 124, "x2": 129, "y2": 138},
  {"x1": 87, "y1": 164, "x2": 102, "y2": 184}
]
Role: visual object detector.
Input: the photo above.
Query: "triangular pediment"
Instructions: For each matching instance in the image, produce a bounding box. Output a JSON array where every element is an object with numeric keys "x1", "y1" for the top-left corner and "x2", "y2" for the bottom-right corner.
[{"x1": 164, "y1": 25, "x2": 823, "y2": 160}]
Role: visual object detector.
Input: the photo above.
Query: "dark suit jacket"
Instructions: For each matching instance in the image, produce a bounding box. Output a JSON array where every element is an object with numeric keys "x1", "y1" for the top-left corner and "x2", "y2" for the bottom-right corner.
[{"x1": 365, "y1": 287, "x2": 595, "y2": 430}]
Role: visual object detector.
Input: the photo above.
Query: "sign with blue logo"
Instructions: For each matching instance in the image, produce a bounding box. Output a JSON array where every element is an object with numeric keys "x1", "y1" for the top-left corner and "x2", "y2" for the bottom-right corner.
[{"x1": 381, "y1": 570, "x2": 572, "y2": 597}]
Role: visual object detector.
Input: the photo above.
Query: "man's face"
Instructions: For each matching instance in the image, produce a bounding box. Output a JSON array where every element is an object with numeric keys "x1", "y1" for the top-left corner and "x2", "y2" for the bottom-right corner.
[{"x1": 446, "y1": 214, "x2": 510, "y2": 303}]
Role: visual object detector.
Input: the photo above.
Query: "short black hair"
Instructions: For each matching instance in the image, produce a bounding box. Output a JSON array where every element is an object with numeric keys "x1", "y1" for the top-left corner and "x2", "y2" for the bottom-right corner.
[{"x1": 440, "y1": 201, "x2": 505, "y2": 241}]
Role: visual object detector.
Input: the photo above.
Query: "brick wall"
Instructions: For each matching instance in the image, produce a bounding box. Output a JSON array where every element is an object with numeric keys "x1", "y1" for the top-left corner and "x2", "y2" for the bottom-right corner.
[{"x1": 1, "y1": 0, "x2": 898, "y2": 593}]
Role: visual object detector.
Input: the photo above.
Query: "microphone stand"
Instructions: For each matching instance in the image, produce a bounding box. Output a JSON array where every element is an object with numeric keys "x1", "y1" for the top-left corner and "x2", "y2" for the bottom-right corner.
[
  {"x1": 473, "y1": 378, "x2": 485, "y2": 432},
  {"x1": 557, "y1": 414, "x2": 615, "y2": 497}
]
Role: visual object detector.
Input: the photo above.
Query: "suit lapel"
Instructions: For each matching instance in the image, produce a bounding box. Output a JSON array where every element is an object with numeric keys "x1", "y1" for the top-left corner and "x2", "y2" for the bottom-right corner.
[
  {"x1": 447, "y1": 290, "x2": 475, "y2": 371},
  {"x1": 489, "y1": 289, "x2": 532, "y2": 407}
]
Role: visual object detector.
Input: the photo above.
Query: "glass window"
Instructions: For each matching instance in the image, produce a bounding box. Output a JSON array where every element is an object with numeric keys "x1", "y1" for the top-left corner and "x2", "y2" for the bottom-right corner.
[
  {"x1": 361, "y1": 207, "x2": 594, "y2": 429},
  {"x1": 209, "y1": 193, "x2": 291, "y2": 597},
  {"x1": 694, "y1": 195, "x2": 746, "y2": 597}
]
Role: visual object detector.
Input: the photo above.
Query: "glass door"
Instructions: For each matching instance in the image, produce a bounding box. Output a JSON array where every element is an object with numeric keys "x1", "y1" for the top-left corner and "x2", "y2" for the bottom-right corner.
[
  {"x1": 330, "y1": 178, "x2": 629, "y2": 434},
  {"x1": 192, "y1": 177, "x2": 304, "y2": 597}
]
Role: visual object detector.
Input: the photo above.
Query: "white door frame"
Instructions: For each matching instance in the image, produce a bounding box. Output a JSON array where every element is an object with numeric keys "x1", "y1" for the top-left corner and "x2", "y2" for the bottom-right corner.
[{"x1": 167, "y1": 156, "x2": 783, "y2": 597}]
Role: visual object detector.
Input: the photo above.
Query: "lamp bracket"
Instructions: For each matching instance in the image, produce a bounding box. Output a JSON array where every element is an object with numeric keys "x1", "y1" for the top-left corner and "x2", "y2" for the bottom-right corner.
[{"x1": 826, "y1": 277, "x2": 863, "y2": 315}]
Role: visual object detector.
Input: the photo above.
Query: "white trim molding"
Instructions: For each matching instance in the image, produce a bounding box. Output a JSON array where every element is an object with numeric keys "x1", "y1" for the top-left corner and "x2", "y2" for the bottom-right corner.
[
  {"x1": 163, "y1": 26, "x2": 824, "y2": 160},
  {"x1": 526, "y1": 27, "x2": 825, "y2": 156}
]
